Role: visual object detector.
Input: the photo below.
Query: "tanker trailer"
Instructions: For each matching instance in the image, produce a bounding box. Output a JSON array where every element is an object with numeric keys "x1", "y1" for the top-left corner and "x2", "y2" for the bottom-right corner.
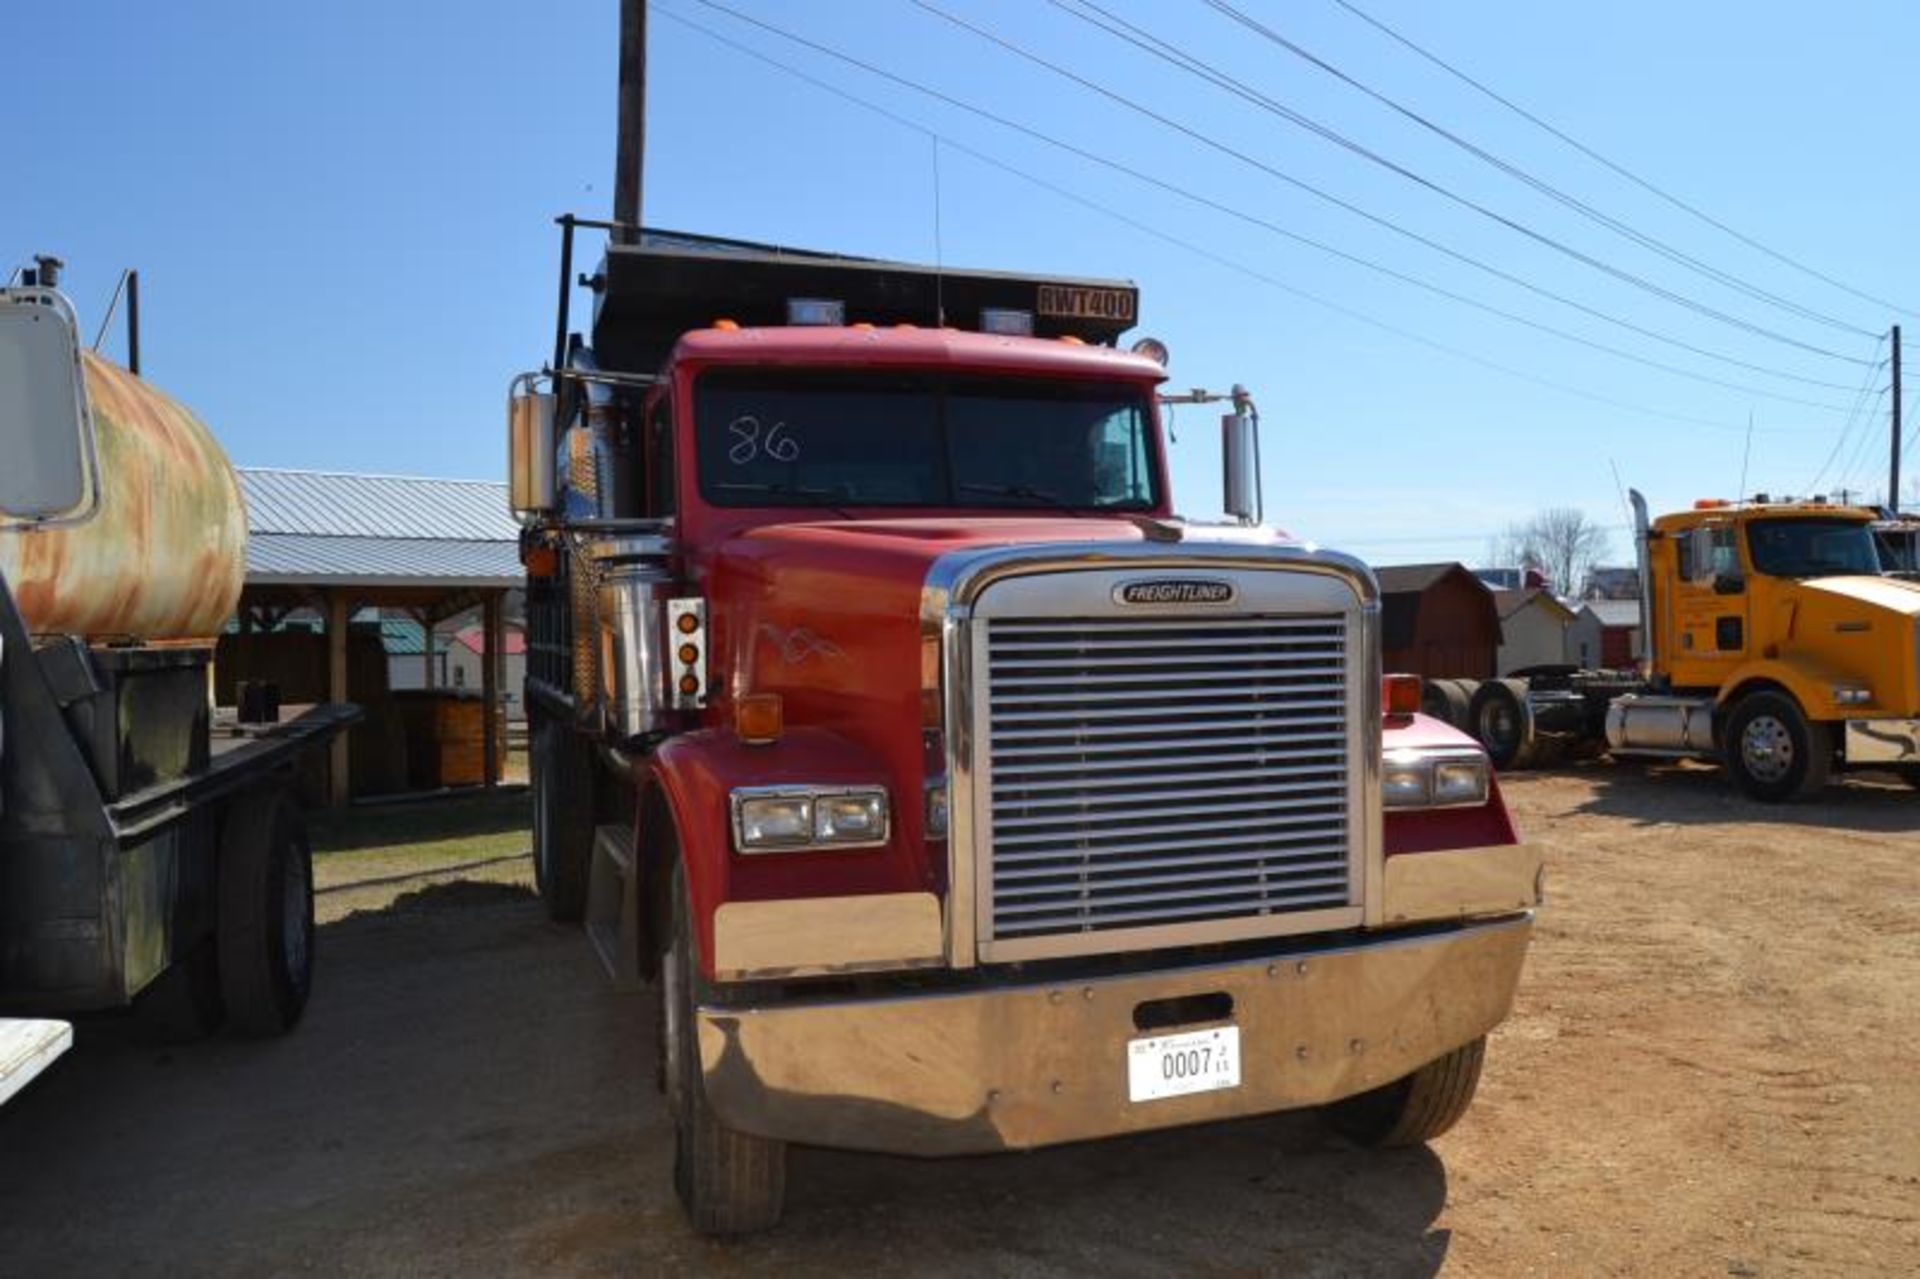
[{"x1": 0, "y1": 276, "x2": 357, "y2": 1102}]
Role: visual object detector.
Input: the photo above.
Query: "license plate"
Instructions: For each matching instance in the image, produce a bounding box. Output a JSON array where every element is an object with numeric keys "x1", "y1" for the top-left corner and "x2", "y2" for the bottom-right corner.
[{"x1": 1127, "y1": 1026, "x2": 1241, "y2": 1103}]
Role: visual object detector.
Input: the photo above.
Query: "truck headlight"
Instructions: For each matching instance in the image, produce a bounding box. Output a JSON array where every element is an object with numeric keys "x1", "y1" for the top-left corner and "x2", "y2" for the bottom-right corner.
[
  {"x1": 1832, "y1": 684, "x2": 1872, "y2": 707},
  {"x1": 732, "y1": 786, "x2": 890, "y2": 853},
  {"x1": 1382, "y1": 748, "x2": 1490, "y2": 809}
]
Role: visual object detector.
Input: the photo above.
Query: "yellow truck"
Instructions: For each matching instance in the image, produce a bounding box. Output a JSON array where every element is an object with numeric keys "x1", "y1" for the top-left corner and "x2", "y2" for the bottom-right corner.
[{"x1": 1442, "y1": 491, "x2": 1920, "y2": 800}]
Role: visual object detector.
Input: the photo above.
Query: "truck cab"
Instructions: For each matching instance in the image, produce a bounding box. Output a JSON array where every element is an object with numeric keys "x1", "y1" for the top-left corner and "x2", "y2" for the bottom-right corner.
[
  {"x1": 514, "y1": 224, "x2": 1540, "y2": 1234},
  {"x1": 1630, "y1": 498, "x2": 1920, "y2": 797}
]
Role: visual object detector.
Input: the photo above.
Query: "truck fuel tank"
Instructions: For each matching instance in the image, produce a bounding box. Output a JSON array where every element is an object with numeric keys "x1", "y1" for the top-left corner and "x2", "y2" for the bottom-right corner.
[
  {"x1": 1606, "y1": 693, "x2": 1718, "y2": 755},
  {"x1": 0, "y1": 352, "x2": 246, "y2": 642}
]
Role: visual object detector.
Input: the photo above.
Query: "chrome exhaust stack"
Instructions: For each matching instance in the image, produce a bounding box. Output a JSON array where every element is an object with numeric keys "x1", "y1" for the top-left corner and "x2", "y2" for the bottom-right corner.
[{"x1": 1630, "y1": 488, "x2": 1654, "y2": 682}]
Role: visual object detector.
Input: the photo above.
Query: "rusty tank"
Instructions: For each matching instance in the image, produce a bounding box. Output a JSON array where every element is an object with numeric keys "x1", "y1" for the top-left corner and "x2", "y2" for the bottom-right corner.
[{"x1": 0, "y1": 352, "x2": 246, "y2": 641}]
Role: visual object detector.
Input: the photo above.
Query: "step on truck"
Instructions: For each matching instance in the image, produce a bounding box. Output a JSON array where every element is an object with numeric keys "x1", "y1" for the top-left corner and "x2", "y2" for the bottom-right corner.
[
  {"x1": 512, "y1": 221, "x2": 1542, "y2": 1234},
  {"x1": 0, "y1": 268, "x2": 356, "y2": 1103},
  {"x1": 1428, "y1": 493, "x2": 1920, "y2": 800}
]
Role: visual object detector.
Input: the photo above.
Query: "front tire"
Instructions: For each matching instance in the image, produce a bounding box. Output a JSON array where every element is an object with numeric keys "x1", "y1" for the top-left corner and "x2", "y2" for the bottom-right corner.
[
  {"x1": 217, "y1": 787, "x2": 315, "y2": 1037},
  {"x1": 1324, "y1": 1036, "x2": 1486, "y2": 1147},
  {"x1": 1723, "y1": 690, "x2": 1830, "y2": 802},
  {"x1": 532, "y1": 717, "x2": 594, "y2": 921},
  {"x1": 663, "y1": 860, "x2": 786, "y2": 1236}
]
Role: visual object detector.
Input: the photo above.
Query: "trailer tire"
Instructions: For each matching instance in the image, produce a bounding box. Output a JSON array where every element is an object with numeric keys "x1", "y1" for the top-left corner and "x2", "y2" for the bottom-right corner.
[
  {"x1": 217, "y1": 787, "x2": 315, "y2": 1037},
  {"x1": 1723, "y1": 690, "x2": 1830, "y2": 802},
  {"x1": 1421, "y1": 678, "x2": 1471, "y2": 729},
  {"x1": 1323, "y1": 1036, "x2": 1486, "y2": 1148},
  {"x1": 532, "y1": 718, "x2": 593, "y2": 922},
  {"x1": 1470, "y1": 679, "x2": 1536, "y2": 770},
  {"x1": 664, "y1": 859, "x2": 786, "y2": 1236}
]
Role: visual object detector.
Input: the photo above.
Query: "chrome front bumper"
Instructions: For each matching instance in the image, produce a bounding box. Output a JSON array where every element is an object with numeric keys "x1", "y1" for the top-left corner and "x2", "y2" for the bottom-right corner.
[{"x1": 696, "y1": 914, "x2": 1531, "y2": 1156}]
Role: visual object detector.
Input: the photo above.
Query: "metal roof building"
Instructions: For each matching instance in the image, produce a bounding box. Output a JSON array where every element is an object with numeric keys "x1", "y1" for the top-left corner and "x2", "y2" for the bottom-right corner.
[
  {"x1": 239, "y1": 469, "x2": 520, "y2": 588},
  {"x1": 230, "y1": 468, "x2": 521, "y2": 804}
]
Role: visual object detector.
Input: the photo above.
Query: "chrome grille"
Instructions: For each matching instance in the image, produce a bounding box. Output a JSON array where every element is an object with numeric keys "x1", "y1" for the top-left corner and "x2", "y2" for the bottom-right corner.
[{"x1": 982, "y1": 614, "x2": 1352, "y2": 942}]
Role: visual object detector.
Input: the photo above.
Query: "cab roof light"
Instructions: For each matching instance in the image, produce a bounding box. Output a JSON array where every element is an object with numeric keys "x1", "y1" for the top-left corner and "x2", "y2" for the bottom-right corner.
[
  {"x1": 786, "y1": 297, "x2": 845, "y2": 326},
  {"x1": 712, "y1": 318, "x2": 740, "y2": 331},
  {"x1": 1694, "y1": 498, "x2": 1731, "y2": 509},
  {"x1": 1383, "y1": 673, "x2": 1423, "y2": 717},
  {"x1": 980, "y1": 308, "x2": 1033, "y2": 336}
]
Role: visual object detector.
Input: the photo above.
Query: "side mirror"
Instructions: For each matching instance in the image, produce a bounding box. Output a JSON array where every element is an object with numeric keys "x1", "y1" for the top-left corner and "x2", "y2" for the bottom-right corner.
[
  {"x1": 507, "y1": 372, "x2": 555, "y2": 521},
  {"x1": 1220, "y1": 386, "x2": 1261, "y2": 526},
  {"x1": 0, "y1": 289, "x2": 99, "y2": 527}
]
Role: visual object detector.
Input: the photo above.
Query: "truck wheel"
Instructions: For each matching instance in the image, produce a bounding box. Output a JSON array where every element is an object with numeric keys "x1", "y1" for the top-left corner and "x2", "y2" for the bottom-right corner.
[
  {"x1": 1723, "y1": 690, "x2": 1831, "y2": 802},
  {"x1": 1470, "y1": 679, "x2": 1536, "y2": 769},
  {"x1": 1421, "y1": 678, "x2": 1470, "y2": 729},
  {"x1": 1323, "y1": 1036, "x2": 1486, "y2": 1147},
  {"x1": 218, "y1": 787, "x2": 315, "y2": 1037},
  {"x1": 664, "y1": 860, "x2": 786, "y2": 1236},
  {"x1": 532, "y1": 718, "x2": 593, "y2": 921}
]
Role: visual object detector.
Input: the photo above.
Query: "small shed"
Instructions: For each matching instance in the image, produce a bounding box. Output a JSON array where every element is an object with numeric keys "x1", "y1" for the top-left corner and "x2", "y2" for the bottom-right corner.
[
  {"x1": 1495, "y1": 588, "x2": 1577, "y2": 674},
  {"x1": 1566, "y1": 603, "x2": 1605, "y2": 669},
  {"x1": 227, "y1": 469, "x2": 522, "y2": 804},
  {"x1": 1585, "y1": 598, "x2": 1643, "y2": 669},
  {"x1": 1375, "y1": 563, "x2": 1501, "y2": 679}
]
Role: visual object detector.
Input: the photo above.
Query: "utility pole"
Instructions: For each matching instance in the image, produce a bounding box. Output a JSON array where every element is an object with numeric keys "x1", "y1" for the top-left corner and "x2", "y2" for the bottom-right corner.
[
  {"x1": 612, "y1": 0, "x2": 647, "y2": 245},
  {"x1": 1893, "y1": 324, "x2": 1904, "y2": 514}
]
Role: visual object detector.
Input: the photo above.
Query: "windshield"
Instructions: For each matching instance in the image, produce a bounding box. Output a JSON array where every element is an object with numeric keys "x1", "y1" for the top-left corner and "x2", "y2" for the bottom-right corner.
[
  {"x1": 1745, "y1": 517, "x2": 1882, "y2": 578},
  {"x1": 693, "y1": 370, "x2": 1160, "y2": 511}
]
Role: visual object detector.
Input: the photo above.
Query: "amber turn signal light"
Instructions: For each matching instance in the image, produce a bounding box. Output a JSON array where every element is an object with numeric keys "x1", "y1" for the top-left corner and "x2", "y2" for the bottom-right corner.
[
  {"x1": 1383, "y1": 673, "x2": 1423, "y2": 717},
  {"x1": 734, "y1": 693, "x2": 784, "y2": 745}
]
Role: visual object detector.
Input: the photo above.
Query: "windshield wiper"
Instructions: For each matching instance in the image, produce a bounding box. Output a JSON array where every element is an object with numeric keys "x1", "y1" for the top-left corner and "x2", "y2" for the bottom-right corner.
[
  {"x1": 958, "y1": 482, "x2": 1085, "y2": 516},
  {"x1": 715, "y1": 481, "x2": 854, "y2": 520}
]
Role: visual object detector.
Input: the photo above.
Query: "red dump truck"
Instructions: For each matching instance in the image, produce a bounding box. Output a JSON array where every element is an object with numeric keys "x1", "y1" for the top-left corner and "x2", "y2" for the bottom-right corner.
[
  {"x1": 512, "y1": 222, "x2": 1541, "y2": 1233},
  {"x1": 0, "y1": 266, "x2": 355, "y2": 1103}
]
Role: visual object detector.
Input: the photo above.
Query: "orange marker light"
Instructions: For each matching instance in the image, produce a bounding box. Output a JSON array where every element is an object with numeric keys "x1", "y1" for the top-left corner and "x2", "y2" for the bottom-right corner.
[
  {"x1": 520, "y1": 545, "x2": 558, "y2": 578},
  {"x1": 1383, "y1": 673, "x2": 1423, "y2": 717},
  {"x1": 679, "y1": 674, "x2": 701, "y2": 697},
  {"x1": 712, "y1": 318, "x2": 740, "y2": 331},
  {"x1": 675, "y1": 611, "x2": 700, "y2": 635},
  {"x1": 678, "y1": 643, "x2": 700, "y2": 666},
  {"x1": 734, "y1": 693, "x2": 784, "y2": 745}
]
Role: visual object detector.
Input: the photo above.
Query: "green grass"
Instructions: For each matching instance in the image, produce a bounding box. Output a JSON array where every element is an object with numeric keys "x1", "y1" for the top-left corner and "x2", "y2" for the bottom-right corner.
[{"x1": 309, "y1": 790, "x2": 533, "y2": 923}]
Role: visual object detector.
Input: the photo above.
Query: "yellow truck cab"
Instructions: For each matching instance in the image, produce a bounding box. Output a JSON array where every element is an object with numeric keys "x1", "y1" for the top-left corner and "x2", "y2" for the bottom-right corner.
[{"x1": 1641, "y1": 498, "x2": 1920, "y2": 798}]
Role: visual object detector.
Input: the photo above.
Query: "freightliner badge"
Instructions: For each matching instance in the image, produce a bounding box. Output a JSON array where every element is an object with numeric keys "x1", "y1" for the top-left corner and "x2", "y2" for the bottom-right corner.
[{"x1": 1114, "y1": 578, "x2": 1237, "y2": 605}]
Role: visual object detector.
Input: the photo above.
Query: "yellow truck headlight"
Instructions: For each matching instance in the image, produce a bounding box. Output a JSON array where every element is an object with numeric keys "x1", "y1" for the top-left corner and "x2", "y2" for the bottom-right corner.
[
  {"x1": 1383, "y1": 748, "x2": 1490, "y2": 809},
  {"x1": 732, "y1": 786, "x2": 890, "y2": 853}
]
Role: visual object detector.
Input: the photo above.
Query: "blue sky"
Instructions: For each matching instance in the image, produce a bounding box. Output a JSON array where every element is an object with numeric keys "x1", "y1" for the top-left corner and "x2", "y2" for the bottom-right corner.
[{"x1": 9, "y1": 1, "x2": 1919, "y2": 566}]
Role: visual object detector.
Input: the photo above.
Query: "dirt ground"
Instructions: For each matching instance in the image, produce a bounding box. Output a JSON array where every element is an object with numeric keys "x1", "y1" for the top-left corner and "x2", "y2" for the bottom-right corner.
[{"x1": 1, "y1": 765, "x2": 1914, "y2": 1277}]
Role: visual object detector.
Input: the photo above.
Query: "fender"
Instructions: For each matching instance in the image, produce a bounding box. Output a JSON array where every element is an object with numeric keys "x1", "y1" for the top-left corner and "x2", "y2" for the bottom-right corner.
[
  {"x1": 1713, "y1": 658, "x2": 1849, "y2": 722},
  {"x1": 646, "y1": 727, "x2": 930, "y2": 981}
]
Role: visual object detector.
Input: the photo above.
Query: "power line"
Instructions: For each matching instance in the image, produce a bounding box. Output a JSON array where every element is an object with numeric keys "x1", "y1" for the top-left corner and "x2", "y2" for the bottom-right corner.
[
  {"x1": 914, "y1": 0, "x2": 1873, "y2": 364},
  {"x1": 1806, "y1": 343, "x2": 1888, "y2": 492},
  {"x1": 1834, "y1": 385, "x2": 1895, "y2": 495},
  {"x1": 685, "y1": 1, "x2": 1858, "y2": 394},
  {"x1": 1326, "y1": 0, "x2": 1920, "y2": 320},
  {"x1": 663, "y1": 2, "x2": 1836, "y2": 437},
  {"x1": 1193, "y1": 0, "x2": 1874, "y2": 337}
]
